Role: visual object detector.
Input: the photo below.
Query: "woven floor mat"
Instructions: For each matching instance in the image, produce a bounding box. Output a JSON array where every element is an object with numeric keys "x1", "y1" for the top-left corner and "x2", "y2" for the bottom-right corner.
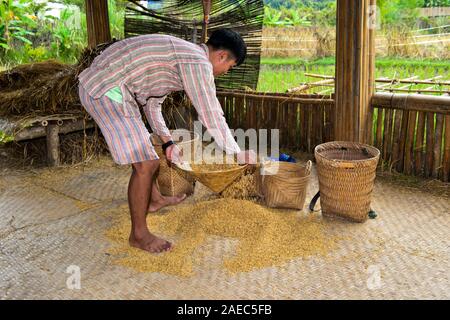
[{"x1": 0, "y1": 158, "x2": 449, "y2": 299}]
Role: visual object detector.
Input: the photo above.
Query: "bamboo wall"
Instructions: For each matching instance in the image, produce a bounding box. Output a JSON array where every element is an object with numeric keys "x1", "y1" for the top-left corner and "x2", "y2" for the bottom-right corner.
[
  {"x1": 217, "y1": 90, "x2": 450, "y2": 182},
  {"x1": 371, "y1": 93, "x2": 450, "y2": 182},
  {"x1": 216, "y1": 91, "x2": 334, "y2": 153}
]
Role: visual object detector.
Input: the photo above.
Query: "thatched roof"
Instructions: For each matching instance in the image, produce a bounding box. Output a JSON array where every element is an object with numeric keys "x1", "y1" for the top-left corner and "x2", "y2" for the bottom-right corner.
[{"x1": 125, "y1": 0, "x2": 264, "y2": 90}]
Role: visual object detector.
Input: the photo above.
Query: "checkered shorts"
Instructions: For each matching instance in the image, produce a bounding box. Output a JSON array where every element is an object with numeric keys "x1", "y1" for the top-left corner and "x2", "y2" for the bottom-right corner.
[{"x1": 78, "y1": 84, "x2": 159, "y2": 165}]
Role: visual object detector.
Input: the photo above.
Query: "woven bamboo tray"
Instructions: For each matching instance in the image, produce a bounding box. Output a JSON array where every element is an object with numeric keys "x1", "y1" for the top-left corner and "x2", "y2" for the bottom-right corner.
[
  {"x1": 174, "y1": 163, "x2": 249, "y2": 193},
  {"x1": 314, "y1": 141, "x2": 380, "y2": 222}
]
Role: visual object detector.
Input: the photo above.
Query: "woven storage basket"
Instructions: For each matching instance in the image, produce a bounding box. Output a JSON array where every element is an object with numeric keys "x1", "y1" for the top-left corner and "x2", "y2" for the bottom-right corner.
[
  {"x1": 257, "y1": 160, "x2": 312, "y2": 210},
  {"x1": 314, "y1": 141, "x2": 380, "y2": 222},
  {"x1": 150, "y1": 129, "x2": 200, "y2": 196}
]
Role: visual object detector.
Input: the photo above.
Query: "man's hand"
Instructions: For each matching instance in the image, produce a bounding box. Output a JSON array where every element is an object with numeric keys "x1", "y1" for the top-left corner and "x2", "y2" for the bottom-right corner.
[
  {"x1": 165, "y1": 144, "x2": 183, "y2": 164},
  {"x1": 237, "y1": 150, "x2": 257, "y2": 165}
]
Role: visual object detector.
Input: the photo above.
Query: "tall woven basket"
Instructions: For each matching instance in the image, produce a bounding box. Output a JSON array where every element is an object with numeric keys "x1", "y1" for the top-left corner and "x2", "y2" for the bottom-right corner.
[
  {"x1": 150, "y1": 130, "x2": 200, "y2": 196},
  {"x1": 257, "y1": 161, "x2": 312, "y2": 210},
  {"x1": 314, "y1": 141, "x2": 380, "y2": 222}
]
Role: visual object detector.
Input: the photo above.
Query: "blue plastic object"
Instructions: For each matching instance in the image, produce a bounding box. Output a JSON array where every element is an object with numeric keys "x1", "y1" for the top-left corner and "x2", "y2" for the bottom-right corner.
[
  {"x1": 268, "y1": 153, "x2": 296, "y2": 163},
  {"x1": 279, "y1": 153, "x2": 296, "y2": 163}
]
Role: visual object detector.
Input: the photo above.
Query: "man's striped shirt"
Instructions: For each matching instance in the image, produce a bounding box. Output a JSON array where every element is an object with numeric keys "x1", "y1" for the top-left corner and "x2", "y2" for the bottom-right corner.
[{"x1": 79, "y1": 34, "x2": 241, "y2": 154}]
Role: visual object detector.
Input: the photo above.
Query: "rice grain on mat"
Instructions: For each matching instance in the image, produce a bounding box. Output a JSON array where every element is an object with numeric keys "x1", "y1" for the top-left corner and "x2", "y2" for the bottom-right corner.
[{"x1": 105, "y1": 199, "x2": 338, "y2": 276}]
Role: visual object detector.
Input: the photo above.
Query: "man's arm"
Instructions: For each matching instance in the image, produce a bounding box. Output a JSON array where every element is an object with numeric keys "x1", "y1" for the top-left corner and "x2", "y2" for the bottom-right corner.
[
  {"x1": 143, "y1": 96, "x2": 172, "y2": 143},
  {"x1": 177, "y1": 63, "x2": 241, "y2": 155}
]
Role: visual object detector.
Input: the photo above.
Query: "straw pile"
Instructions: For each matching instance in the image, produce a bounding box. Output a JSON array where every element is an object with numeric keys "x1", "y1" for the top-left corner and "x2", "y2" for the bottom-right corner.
[
  {"x1": 0, "y1": 41, "x2": 116, "y2": 117},
  {"x1": 105, "y1": 198, "x2": 339, "y2": 277},
  {"x1": 0, "y1": 61, "x2": 79, "y2": 117}
]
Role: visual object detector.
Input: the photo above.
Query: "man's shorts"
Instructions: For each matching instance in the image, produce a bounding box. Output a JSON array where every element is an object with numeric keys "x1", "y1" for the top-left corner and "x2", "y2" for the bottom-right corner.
[{"x1": 78, "y1": 84, "x2": 159, "y2": 165}]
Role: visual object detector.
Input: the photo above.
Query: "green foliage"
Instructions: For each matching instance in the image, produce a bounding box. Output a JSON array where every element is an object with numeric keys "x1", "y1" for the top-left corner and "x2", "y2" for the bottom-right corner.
[
  {"x1": 258, "y1": 57, "x2": 449, "y2": 93},
  {"x1": 0, "y1": 0, "x2": 125, "y2": 66},
  {"x1": 0, "y1": 0, "x2": 38, "y2": 51},
  {"x1": 378, "y1": 0, "x2": 425, "y2": 27},
  {"x1": 423, "y1": 0, "x2": 450, "y2": 6},
  {"x1": 264, "y1": 0, "x2": 335, "y2": 10},
  {"x1": 0, "y1": 130, "x2": 13, "y2": 144},
  {"x1": 264, "y1": 6, "x2": 311, "y2": 27}
]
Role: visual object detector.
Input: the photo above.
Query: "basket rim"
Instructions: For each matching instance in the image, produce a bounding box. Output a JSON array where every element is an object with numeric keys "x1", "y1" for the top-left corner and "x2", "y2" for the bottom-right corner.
[
  {"x1": 150, "y1": 130, "x2": 200, "y2": 146},
  {"x1": 175, "y1": 163, "x2": 249, "y2": 175},
  {"x1": 314, "y1": 141, "x2": 380, "y2": 162}
]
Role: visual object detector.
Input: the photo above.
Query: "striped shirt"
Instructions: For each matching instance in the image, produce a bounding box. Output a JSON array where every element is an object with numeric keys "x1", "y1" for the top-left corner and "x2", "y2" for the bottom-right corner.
[{"x1": 79, "y1": 34, "x2": 241, "y2": 154}]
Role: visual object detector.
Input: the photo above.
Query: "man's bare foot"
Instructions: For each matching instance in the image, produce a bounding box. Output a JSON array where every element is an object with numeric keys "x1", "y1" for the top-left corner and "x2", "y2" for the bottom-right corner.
[
  {"x1": 129, "y1": 232, "x2": 172, "y2": 253},
  {"x1": 148, "y1": 193, "x2": 187, "y2": 213}
]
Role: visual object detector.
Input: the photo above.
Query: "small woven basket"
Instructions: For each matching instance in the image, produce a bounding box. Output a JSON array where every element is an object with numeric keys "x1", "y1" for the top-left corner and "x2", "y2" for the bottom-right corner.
[
  {"x1": 314, "y1": 141, "x2": 380, "y2": 222},
  {"x1": 150, "y1": 129, "x2": 200, "y2": 196},
  {"x1": 257, "y1": 160, "x2": 312, "y2": 210}
]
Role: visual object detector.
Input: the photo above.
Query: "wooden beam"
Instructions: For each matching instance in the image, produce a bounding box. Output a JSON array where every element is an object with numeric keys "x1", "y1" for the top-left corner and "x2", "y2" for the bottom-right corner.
[
  {"x1": 334, "y1": 0, "x2": 376, "y2": 143},
  {"x1": 85, "y1": 0, "x2": 111, "y2": 49},
  {"x1": 14, "y1": 120, "x2": 95, "y2": 141},
  {"x1": 372, "y1": 92, "x2": 450, "y2": 114}
]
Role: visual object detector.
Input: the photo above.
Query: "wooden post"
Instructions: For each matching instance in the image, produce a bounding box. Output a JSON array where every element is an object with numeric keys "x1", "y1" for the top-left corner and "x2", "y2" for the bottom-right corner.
[
  {"x1": 85, "y1": 0, "x2": 111, "y2": 48},
  {"x1": 334, "y1": 0, "x2": 376, "y2": 142},
  {"x1": 46, "y1": 124, "x2": 60, "y2": 166},
  {"x1": 201, "y1": 0, "x2": 212, "y2": 43}
]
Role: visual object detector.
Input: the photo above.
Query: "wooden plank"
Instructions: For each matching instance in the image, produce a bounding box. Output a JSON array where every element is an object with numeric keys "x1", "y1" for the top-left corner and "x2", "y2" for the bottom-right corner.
[
  {"x1": 248, "y1": 96, "x2": 253, "y2": 130},
  {"x1": 311, "y1": 104, "x2": 318, "y2": 149},
  {"x1": 317, "y1": 103, "x2": 324, "y2": 147},
  {"x1": 414, "y1": 112, "x2": 426, "y2": 176},
  {"x1": 287, "y1": 102, "x2": 295, "y2": 148},
  {"x1": 307, "y1": 104, "x2": 313, "y2": 153},
  {"x1": 272, "y1": 100, "x2": 279, "y2": 151},
  {"x1": 242, "y1": 96, "x2": 248, "y2": 129},
  {"x1": 383, "y1": 109, "x2": 394, "y2": 162},
  {"x1": 432, "y1": 114, "x2": 444, "y2": 178},
  {"x1": 281, "y1": 102, "x2": 288, "y2": 147},
  {"x1": 390, "y1": 110, "x2": 402, "y2": 169},
  {"x1": 404, "y1": 111, "x2": 417, "y2": 175},
  {"x1": 298, "y1": 105, "x2": 305, "y2": 151},
  {"x1": 323, "y1": 104, "x2": 331, "y2": 143},
  {"x1": 425, "y1": 112, "x2": 435, "y2": 177},
  {"x1": 396, "y1": 110, "x2": 409, "y2": 172},
  {"x1": 443, "y1": 115, "x2": 450, "y2": 182},
  {"x1": 375, "y1": 108, "x2": 384, "y2": 151}
]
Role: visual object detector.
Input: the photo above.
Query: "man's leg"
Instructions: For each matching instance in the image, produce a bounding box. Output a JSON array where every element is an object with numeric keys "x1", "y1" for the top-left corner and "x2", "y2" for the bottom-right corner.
[
  {"x1": 148, "y1": 180, "x2": 187, "y2": 213},
  {"x1": 128, "y1": 159, "x2": 171, "y2": 253}
]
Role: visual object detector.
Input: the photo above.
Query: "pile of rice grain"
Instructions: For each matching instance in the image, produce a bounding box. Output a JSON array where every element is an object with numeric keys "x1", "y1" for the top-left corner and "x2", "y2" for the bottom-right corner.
[
  {"x1": 105, "y1": 198, "x2": 339, "y2": 277},
  {"x1": 221, "y1": 173, "x2": 260, "y2": 199}
]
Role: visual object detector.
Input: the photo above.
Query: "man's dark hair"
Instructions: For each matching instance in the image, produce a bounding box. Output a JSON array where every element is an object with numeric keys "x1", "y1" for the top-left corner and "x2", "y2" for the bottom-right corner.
[{"x1": 206, "y1": 29, "x2": 247, "y2": 66}]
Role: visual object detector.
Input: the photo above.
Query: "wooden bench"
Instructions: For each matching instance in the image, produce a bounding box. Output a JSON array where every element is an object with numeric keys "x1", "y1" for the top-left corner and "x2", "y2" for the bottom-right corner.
[{"x1": 2, "y1": 113, "x2": 95, "y2": 166}]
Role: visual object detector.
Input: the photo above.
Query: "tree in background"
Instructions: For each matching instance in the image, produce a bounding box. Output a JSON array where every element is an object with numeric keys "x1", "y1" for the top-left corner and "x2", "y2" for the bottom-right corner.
[{"x1": 378, "y1": 0, "x2": 425, "y2": 27}]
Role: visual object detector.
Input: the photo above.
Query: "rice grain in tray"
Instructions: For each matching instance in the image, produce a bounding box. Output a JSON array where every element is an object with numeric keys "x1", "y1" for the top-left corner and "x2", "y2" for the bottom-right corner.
[{"x1": 105, "y1": 198, "x2": 339, "y2": 277}]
